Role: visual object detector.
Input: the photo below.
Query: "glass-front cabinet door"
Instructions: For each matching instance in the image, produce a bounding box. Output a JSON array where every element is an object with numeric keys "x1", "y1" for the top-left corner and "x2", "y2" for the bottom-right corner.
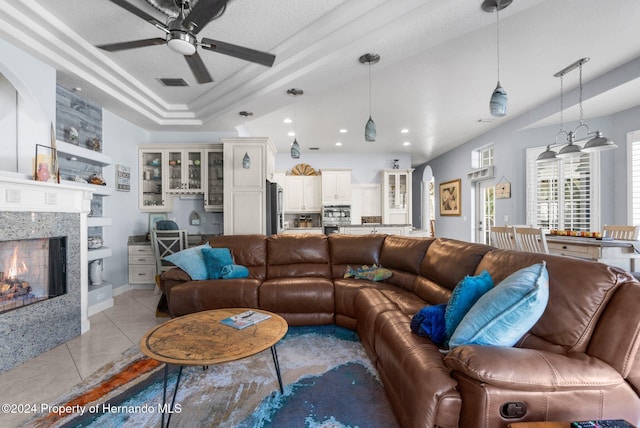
[
  {"x1": 382, "y1": 169, "x2": 413, "y2": 224},
  {"x1": 139, "y1": 149, "x2": 172, "y2": 211},
  {"x1": 167, "y1": 149, "x2": 204, "y2": 193},
  {"x1": 204, "y1": 148, "x2": 223, "y2": 211}
]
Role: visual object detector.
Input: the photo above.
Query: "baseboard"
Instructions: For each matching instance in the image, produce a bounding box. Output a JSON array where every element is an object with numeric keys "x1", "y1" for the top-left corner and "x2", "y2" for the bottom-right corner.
[
  {"x1": 112, "y1": 283, "x2": 155, "y2": 297},
  {"x1": 88, "y1": 298, "x2": 114, "y2": 317}
]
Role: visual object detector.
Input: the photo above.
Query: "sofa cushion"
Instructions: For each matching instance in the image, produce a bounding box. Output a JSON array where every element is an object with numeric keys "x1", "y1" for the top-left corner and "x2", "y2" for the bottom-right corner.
[
  {"x1": 475, "y1": 250, "x2": 625, "y2": 353},
  {"x1": 164, "y1": 243, "x2": 211, "y2": 280},
  {"x1": 329, "y1": 234, "x2": 386, "y2": 278},
  {"x1": 380, "y1": 236, "x2": 433, "y2": 275},
  {"x1": 420, "y1": 239, "x2": 493, "y2": 291},
  {"x1": 266, "y1": 234, "x2": 331, "y2": 279},
  {"x1": 201, "y1": 247, "x2": 234, "y2": 279},
  {"x1": 449, "y1": 262, "x2": 549, "y2": 348},
  {"x1": 444, "y1": 270, "x2": 494, "y2": 340}
]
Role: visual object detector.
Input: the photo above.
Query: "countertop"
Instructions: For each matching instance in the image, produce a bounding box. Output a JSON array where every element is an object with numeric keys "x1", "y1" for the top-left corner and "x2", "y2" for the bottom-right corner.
[{"x1": 340, "y1": 224, "x2": 412, "y2": 228}]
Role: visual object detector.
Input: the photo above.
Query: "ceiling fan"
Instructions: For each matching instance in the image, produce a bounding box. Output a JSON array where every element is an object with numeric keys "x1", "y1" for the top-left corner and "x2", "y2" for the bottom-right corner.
[{"x1": 98, "y1": 0, "x2": 276, "y2": 84}]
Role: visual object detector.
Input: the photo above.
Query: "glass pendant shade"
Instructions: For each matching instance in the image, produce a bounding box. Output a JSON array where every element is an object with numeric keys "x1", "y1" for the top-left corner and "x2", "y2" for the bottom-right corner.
[
  {"x1": 290, "y1": 139, "x2": 300, "y2": 159},
  {"x1": 242, "y1": 152, "x2": 250, "y2": 169},
  {"x1": 582, "y1": 132, "x2": 617, "y2": 152},
  {"x1": 490, "y1": 82, "x2": 507, "y2": 117},
  {"x1": 365, "y1": 116, "x2": 376, "y2": 142}
]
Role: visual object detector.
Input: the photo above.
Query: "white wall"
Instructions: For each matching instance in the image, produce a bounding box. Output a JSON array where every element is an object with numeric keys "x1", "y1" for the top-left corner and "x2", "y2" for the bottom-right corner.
[
  {"x1": 0, "y1": 38, "x2": 55, "y2": 176},
  {"x1": 275, "y1": 152, "x2": 411, "y2": 184}
]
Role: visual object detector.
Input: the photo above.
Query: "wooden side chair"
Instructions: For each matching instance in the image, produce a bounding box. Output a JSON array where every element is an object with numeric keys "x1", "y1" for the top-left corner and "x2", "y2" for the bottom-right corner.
[
  {"x1": 514, "y1": 227, "x2": 549, "y2": 254},
  {"x1": 602, "y1": 225, "x2": 639, "y2": 240},
  {"x1": 490, "y1": 226, "x2": 517, "y2": 250},
  {"x1": 151, "y1": 229, "x2": 188, "y2": 294}
]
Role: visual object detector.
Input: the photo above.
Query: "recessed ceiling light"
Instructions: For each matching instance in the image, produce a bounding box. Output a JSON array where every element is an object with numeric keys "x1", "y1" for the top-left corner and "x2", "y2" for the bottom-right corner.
[
  {"x1": 288, "y1": 131, "x2": 295, "y2": 137},
  {"x1": 403, "y1": 141, "x2": 411, "y2": 146},
  {"x1": 335, "y1": 142, "x2": 343, "y2": 146},
  {"x1": 284, "y1": 118, "x2": 292, "y2": 124},
  {"x1": 339, "y1": 129, "x2": 348, "y2": 133},
  {"x1": 400, "y1": 128, "x2": 409, "y2": 134},
  {"x1": 72, "y1": 87, "x2": 82, "y2": 92}
]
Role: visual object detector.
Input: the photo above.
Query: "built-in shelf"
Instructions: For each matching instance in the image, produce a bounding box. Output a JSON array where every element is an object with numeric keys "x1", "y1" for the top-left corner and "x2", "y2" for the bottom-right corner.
[
  {"x1": 60, "y1": 179, "x2": 114, "y2": 196},
  {"x1": 87, "y1": 217, "x2": 112, "y2": 227},
  {"x1": 56, "y1": 140, "x2": 112, "y2": 166},
  {"x1": 88, "y1": 246, "x2": 112, "y2": 261}
]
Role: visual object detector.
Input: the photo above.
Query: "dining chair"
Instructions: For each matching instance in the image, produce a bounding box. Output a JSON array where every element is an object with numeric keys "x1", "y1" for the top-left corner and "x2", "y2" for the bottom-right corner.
[
  {"x1": 490, "y1": 226, "x2": 517, "y2": 250},
  {"x1": 514, "y1": 227, "x2": 549, "y2": 254},
  {"x1": 151, "y1": 229, "x2": 188, "y2": 294},
  {"x1": 602, "y1": 225, "x2": 640, "y2": 240}
]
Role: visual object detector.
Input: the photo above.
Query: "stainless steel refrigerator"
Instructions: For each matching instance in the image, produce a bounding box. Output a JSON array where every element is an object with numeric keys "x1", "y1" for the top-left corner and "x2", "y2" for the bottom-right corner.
[{"x1": 266, "y1": 180, "x2": 284, "y2": 235}]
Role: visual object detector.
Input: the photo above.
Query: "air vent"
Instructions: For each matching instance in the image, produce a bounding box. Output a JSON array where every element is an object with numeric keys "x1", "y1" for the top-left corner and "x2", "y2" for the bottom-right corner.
[
  {"x1": 309, "y1": 147, "x2": 320, "y2": 151},
  {"x1": 158, "y1": 78, "x2": 189, "y2": 87}
]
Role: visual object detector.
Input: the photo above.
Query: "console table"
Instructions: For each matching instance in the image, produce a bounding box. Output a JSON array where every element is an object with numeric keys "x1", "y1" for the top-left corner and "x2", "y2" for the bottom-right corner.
[{"x1": 546, "y1": 236, "x2": 640, "y2": 272}]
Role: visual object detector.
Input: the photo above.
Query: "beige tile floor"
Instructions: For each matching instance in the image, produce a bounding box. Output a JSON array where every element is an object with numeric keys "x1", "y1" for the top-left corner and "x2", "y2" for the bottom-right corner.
[{"x1": 0, "y1": 288, "x2": 164, "y2": 428}]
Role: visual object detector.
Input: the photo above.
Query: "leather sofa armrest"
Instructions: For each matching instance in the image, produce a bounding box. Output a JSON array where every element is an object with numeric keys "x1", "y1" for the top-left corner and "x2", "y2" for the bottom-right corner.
[{"x1": 444, "y1": 345, "x2": 624, "y2": 391}]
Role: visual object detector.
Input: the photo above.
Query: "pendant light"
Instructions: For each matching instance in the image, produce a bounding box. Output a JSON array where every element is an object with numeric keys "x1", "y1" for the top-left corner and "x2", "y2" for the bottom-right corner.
[
  {"x1": 239, "y1": 111, "x2": 253, "y2": 168},
  {"x1": 359, "y1": 53, "x2": 380, "y2": 142},
  {"x1": 287, "y1": 88, "x2": 303, "y2": 159},
  {"x1": 482, "y1": 0, "x2": 512, "y2": 117},
  {"x1": 537, "y1": 57, "x2": 617, "y2": 162}
]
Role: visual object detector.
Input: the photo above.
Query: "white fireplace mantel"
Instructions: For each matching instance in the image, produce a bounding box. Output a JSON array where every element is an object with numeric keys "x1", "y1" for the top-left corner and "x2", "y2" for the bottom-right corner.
[{"x1": 0, "y1": 174, "x2": 94, "y2": 332}]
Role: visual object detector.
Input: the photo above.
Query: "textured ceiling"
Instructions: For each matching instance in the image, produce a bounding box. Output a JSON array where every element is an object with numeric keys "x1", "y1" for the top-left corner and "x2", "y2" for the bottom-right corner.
[{"x1": 1, "y1": 0, "x2": 640, "y2": 165}]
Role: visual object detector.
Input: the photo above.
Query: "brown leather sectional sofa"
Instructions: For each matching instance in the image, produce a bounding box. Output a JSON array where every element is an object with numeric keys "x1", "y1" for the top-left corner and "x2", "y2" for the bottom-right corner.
[{"x1": 161, "y1": 233, "x2": 640, "y2": 428}]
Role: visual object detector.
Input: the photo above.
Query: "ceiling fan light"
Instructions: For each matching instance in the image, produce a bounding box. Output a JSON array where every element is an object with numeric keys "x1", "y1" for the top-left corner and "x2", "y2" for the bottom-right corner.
[
  {"x1": 167, "y1": 32, "x2": 196, "y2": 55},
  {"x1": 582, "y1": 132, "x2": 617, "y2": 152},
  {"x1": 556, "y1": 142, "x2": 583, "y2": 158}
]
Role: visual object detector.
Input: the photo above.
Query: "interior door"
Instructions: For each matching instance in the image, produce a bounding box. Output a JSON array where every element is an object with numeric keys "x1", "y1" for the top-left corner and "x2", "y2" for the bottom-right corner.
[{"x1": 475, "y1": 180, "x2": 495, "y2": 244}]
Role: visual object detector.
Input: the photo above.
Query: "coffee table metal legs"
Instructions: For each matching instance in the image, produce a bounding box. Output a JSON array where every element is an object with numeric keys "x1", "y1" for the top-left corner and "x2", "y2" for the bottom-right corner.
[
  {"x1": 159, "y1": 346, "x2": 283, "y2": 427},
  {"x1": 271, "y1": 344, "x2": 284, "y2": 394},
  {"x1": 161, "y1": 364, "x2": 183, "y2": 428}
]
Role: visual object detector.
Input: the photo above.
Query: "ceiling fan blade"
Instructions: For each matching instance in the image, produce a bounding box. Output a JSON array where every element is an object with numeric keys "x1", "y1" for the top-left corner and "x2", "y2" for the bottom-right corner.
[
  {"x1": 97, "y1": 38, "x2": 167, "y2": 52},
  {"x1": 185, "y1": 52, "x2": 213, "y2": 84},
  {"x1": 201, "y1": 38, "x2": 276, "y2": 67},
  {"x1": 107, "y1": 0, "x2": 168, "y2": 32},
  {"x1": 184, "y1": 0, "x2": 227, "y2": 34}
]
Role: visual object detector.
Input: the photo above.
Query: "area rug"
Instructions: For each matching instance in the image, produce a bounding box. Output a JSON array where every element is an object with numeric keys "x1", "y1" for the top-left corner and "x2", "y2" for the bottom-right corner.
[{"x1": 24, "y1": 325, "x2": 399, "y2": 428}]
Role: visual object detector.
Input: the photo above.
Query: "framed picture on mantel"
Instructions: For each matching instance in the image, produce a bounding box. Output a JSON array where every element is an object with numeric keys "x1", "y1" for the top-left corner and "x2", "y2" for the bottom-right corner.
[{"x1": 439, "y1": 179, "x2": 461, "y2": 216}]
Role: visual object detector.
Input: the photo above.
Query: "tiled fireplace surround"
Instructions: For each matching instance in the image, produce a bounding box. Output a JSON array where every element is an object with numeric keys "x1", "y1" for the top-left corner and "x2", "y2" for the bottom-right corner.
[{"x1": 0, "y1": 175, "x2": 93, "y2": 372}]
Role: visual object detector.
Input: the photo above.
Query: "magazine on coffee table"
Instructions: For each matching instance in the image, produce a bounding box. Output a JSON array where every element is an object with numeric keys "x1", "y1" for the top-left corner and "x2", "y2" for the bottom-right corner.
[{"x1": 220, "y1": 310, "x2": 271, "y2": 330}]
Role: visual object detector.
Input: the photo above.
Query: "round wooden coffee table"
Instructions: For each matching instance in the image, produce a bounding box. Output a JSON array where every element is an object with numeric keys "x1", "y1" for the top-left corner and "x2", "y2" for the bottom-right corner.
[{"x1": 140, "y1": 308, "x2": 288, "y2": 428}]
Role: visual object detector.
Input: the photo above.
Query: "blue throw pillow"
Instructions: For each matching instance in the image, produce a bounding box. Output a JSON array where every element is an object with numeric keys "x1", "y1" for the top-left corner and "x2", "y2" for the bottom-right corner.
[
  {"x1": 449, "y1": 262, "x2": 549, "y2": 349},
  {"x1": 220, "y1": 264, "x2": 250, "y2": 279},
  {"x1": 201, "y1": 247, "x2": 234, "y2": 280},
  {"x1": 410, "y1": 304, "x2": 448, "y2": 346},
  {"x1": 164, "y1": 243, "x2": 211, "y2": 280},
  {"x1": 444, "y1": 270, "x2": 494, "y2": 340}
]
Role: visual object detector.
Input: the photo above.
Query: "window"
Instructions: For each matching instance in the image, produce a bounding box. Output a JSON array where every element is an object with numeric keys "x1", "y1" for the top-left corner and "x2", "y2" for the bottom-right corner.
[
  {"x1": 526, "y1": 147, "x2": 600, "y2": 231},
  {"x1": 630, "y1": 135, "x2": 640, "y2": 225},
  {"x1": 474, "y1": 146, "x2": 494, "y2": 168}
]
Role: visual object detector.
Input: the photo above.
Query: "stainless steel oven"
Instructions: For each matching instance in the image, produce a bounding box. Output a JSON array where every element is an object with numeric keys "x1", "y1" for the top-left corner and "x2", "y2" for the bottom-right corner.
[{"x1": 322, "y1": 205, "x2": 351, "y2": 235}]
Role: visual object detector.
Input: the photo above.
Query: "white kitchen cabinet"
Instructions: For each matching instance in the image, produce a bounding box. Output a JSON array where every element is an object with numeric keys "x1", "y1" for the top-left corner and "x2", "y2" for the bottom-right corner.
[
  {"x1": 351, "y1": 183, "x2": 381, "y2": 224},
  {"x1": 222, "y1": 137, "x2": 276, "y2": 235},
  {"x1": 321, "y1": 169, "x2": 351, "y2": 204},
  {"x1": 382, "y1": 169, "x2": 413, "y2": 225},
  {"x1": 139, "y1": 148, "x2": 172, "y2": 211},
  {"x1": 165, "y1": 148, "x2": 204, "y2": 194},
  {"x1": 128, "y1": 243, "x2": 156, "y2": 285},
  {"x1": 204, "y1": 147, "x2": 224, "y2": 212},
  {"x1": 284, "y1": 175, "x2": 321, "y2": 213}
]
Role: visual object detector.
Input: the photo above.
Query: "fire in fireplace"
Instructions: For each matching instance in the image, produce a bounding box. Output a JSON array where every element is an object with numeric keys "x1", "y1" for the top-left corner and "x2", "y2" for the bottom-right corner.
[{"x1": 0, "y1": 237, "x2": 67, "y2": 314}]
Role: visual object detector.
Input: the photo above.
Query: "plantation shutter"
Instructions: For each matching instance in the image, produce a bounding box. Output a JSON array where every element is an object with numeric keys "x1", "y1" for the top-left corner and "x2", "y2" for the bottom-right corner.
[
  {"x1": 526, "y1": 147, "x2": 598, "y2": 231},
  {"x1": 632, "y1": 139, "x2": 640, "y2": 226}
]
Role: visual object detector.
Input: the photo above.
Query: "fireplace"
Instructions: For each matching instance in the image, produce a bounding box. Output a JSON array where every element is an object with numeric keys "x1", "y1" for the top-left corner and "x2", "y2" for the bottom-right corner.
[{"x1": 0, "y1": 237, "x2": 67, "y2": 314}]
